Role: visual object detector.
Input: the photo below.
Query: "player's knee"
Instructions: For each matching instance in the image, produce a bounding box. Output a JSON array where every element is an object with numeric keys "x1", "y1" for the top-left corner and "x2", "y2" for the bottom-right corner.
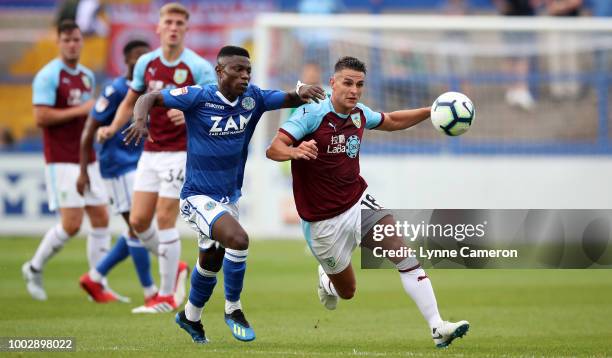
[
  {"x1": 62, "y1": 222, "x2": 81, "y2": 237},
  {"x1": 225, "y1": 231, "x2": 249, "y2": 251},
  {"x1": 198, "y1": 249, "x2": 224, "y2": 272},
  {"x1": 338, "y1": 284, "x2": 356, "y2": 300},
  {"x1": 129, "y1": 215, "x2": 150, "y2": 233}
]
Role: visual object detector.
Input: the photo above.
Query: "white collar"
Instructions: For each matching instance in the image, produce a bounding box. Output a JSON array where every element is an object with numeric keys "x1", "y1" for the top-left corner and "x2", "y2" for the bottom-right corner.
[{"x1": 215, "y1": 91, "x2": 239, "y2": 107}]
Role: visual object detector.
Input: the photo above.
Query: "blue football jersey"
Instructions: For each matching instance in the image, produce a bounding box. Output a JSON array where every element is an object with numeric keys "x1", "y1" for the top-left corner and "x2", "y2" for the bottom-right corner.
[
  {"x1": 90, "y1": 76, "x2": 143, "y2": 178},
  {"x1": 161, "y1": 84, "x2": 286, "y2": 203}
]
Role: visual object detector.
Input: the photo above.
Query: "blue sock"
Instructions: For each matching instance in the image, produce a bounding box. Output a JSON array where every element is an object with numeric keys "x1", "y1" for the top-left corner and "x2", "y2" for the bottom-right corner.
[
  {"x1": 96, "y1": 235, "x2": 129, "y2": 276},
  {"x1": 189, "y1": 263, "x2": 218, "y2": 307},
  {"x1": 223, "y1": 248, "x2": 248, "y2": 302},
  {"x1": 127, "y1": 237, "x2": 153, "y2": 288}
]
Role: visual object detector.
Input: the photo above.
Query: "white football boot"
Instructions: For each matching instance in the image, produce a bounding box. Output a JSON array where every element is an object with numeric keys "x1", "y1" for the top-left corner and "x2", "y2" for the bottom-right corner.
[
  {"x1": 22, "y1": 262, "x2": 47, "y2": 301},
  {"x1": 432, "y1": 320, "x2": 470, "y2": 348}
]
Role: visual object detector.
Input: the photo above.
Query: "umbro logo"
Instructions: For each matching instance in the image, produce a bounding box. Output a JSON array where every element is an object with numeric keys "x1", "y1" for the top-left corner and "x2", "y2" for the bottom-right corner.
[
  {"x1": 148, "y1": 67, "x2": 157, "y2": 76},
  {"x1": 62, "y1": 78, "x2": 71, "y2": 84},
  {"x1": 328, "y1": 122, "x2": 337, "y2": 131}
]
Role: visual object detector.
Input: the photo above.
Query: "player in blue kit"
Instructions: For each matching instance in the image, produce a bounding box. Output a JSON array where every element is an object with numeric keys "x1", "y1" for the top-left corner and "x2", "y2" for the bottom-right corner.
[
  {"x1": 76, "y1": 40, "x2": 160, "y2": 305},
  {"x1": 123, "y1": 46, "x2": 325, "y2": 343}
]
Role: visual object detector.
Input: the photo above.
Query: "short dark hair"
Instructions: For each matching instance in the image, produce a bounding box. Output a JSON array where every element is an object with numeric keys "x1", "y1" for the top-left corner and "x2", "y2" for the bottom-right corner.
[
  {"x1": 123, "y1": 39, "x2": 150, "y2": 57},
  {"x1": 334, "y1": 56, "x2": 366, "y2": 74},
  {"x1": 57, "y1": 19, "x2": 80, "y2": 36},
  {"x1": 217, "y1": 46, "x2": 250, "y2": 61}
]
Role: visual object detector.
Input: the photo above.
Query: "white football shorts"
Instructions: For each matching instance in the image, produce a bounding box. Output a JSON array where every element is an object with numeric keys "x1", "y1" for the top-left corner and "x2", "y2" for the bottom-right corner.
[
  {"x1": 180, "y1": 194, "x2": 239, "y2": 251},
  {"x1": 302, "y1": 191, "x2": 390, "y2": 275},
  {"x1": 103, "y1": 169, "x2": 135, "y2": 215},
  {"x1": 44, "y1": 162, "x2": 108, "y2": 211},
  {"x1": 133, "y1": 151, "x2": 186, "y2": 199}
]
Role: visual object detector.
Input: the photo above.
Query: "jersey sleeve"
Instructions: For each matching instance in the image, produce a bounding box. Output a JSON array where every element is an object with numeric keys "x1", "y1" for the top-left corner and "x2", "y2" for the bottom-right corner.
[
  {"x1": 32, "y1": 68, "x2": 57, "y2": 106},
  {"x1": 90, "y1": 83, "x2": 121, "y2": 123},
  {"x1": 278, "y1": 104, "x2": 320, "y2": 143},
  {"x1": 130, "y1": 53, "x2": 150, "y2": 93},
  {"x1": 161, "y1": 85, "x2": 203, "y2": 112},
  {"x1": 194, "y1": 58, "x2": 216, "y2": 86},
  {"x1": 82, "y1": 68, "x2": 95, "y2": 101},
  {"x1": 358, "y1": 103, "x2": 384, "y2": 129}
]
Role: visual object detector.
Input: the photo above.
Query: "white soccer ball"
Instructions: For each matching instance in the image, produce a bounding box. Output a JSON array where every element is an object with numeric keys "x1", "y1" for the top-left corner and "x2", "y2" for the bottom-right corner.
[{"x1": 431, "y1": 92, "x2": 475, "y2": 136}]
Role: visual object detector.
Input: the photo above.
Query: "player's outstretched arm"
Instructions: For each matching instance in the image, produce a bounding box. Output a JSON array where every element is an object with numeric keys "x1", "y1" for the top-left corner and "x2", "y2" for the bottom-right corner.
[
  {"x1": 280, "y1": 83, "x2": 326, "y2": 109},
  {"x1": 122, "y1": 91, "x2": 165, "y2": 146},
  {"x1": 376, "y1": 107, "x2": 431, "y2": 132},
  {"x1": 97, "y1": 89, "x2": 139, "y2": 143},
  {"x1": 76, "y1": 115, "x2": 102, "y2": 196},
  {"x1": 34, "y1": 100, "x2": 94, "y2": 128},
  {"x1": 266, "y1": 132, "x2": 318, "y2": 161}
]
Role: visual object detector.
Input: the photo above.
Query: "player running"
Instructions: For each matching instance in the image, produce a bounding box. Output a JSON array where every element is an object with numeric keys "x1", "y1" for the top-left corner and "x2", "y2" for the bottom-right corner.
[
  {"x1": 123, "y1": 45, "x2": 325, "y2": 343},
  {"x1": 75, "y1": 39, "x2": 161, "y2": 305},
  {"x1": 97, "y1": 2, "x2": 215, "y2": 313},
  {"x1": 22, "y1": 20, "x2": 110, "y2": 301},
  {"x1": 266, "y1": 56, "x2": 470, "y2": 348}
]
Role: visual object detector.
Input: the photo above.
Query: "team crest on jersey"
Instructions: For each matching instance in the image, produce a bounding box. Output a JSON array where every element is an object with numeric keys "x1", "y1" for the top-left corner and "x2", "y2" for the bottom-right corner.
[
  {"x1": 81, "y1": 75, "x2": 91, "y2": 90},
  {"x1": 173, "y1": 69, "x2": 188, "y2": 84},
  {"x1": 241, "y1": 97, "x2": 255, "y2": 111},
  {"x1": 170, "y1": 87, "x2": 188, "y2": 96},
  {"x1": 350, "y1": 113, "x2": 361, "y2": 128},
  {"x1": 204, "y1": 201, "x2": 216, "y2": 211}
]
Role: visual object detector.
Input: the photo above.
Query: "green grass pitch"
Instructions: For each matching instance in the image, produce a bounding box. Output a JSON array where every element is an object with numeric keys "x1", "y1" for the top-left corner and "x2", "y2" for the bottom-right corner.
[{"x1": 1, "y1": 237, "x2": 611, "y2": 357}]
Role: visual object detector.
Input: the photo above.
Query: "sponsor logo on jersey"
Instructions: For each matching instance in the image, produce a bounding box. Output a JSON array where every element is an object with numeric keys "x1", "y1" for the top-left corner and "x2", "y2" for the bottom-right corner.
[
  {"x1": 241, "y1": 96, "x2": 255, "y2": 111},
  {"x1": 81, "y1": 75, "x2": 91, "y2": 89},
  {"x1": 173, "y1": 69, "x2": 188, "y2": 85},
  {"x1": 205, "y1": 102, "x2": 225, "y2": 110},
  {"x1": 346, "y1": 135, "x2": 360, "y2": 158},
  {"x1": 350, "y1": 113, "x2": 361, "y2": 128},
  {"x1": 94, "y1": 97, "x2": 109, "y2": 113},
  {"x1": 170, "y1": 87, "x2": 188, "y2": 96},
  {"x1": 209, "y1": 114, "x2": 252, "y2": 136}
]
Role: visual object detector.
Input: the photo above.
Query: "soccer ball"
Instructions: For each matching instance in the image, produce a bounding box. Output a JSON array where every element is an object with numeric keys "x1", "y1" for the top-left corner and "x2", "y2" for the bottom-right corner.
[{"x1": 431, "y1": 92, "x2": 475, "y2": 136}]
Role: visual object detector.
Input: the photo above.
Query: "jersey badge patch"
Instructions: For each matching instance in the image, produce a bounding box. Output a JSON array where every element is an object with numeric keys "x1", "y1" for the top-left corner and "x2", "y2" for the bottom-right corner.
[
  {"x1": 173, "y1": 69, "x2": 188, "y2": 85},
  {"x1": 81, "y1": 75, "x2": 91, "y2": 90},
  {"x1": 170, "y1": 87, "x2": 188, "y2": 96},
  {"x1": 350, "y1": 113, "x2": 361, "y2": 128},
  {"x1": 241, "y1": 96, "x2": 255, "y2": 111},
  {"x1": 94, "y1": 97, "x2": 109, "y2": 113}
]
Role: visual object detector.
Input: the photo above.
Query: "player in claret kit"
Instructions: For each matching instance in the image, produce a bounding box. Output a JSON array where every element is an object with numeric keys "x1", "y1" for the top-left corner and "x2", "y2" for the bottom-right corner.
[
  {"x1": 22, "y1": 20, "x2": 110, "y2": 301},
  {"x1": 266, "y1": 56, "x2": 470, "y2": 348},
  {"x1": 76, "y1": 40, "x2": 159, "y2": 305},
  {"x1": 123, "y1": 45, "x2": 325, "y2": 343},
  {"x1": 97, "y1": 2, "x2": 216, "y2": 313}
]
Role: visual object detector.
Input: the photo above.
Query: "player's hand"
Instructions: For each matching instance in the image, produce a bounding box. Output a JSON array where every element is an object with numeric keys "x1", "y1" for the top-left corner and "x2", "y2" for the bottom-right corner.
[
  {"x1": 298, "y1": 84, "x2": 326, "y2": 104},
  {"x1": 167, "y1": 109, "x2": 185, "y2": 126},
  {"x1": 76, "y1": 172, "x2": 90, "y2": 196},
  {"x1": 122, "y1": 120, "x2": 151, "y2": 146},
  {"x1": 96, "y1": 126, "x2": 115, "y2": 144},
  {"x1": 291, "y1": 139, "x2": 318, "y2": 160}
]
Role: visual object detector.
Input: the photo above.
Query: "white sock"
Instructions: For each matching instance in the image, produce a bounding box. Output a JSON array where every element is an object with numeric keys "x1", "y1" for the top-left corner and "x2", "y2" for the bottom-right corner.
[
  {"x1": 185, "y1": 300, "x2": 202, "y2": 322},
  {"x1": 30, "y1": 224, "x2": 71, "y2": 270},
  {"x1": 88, "y1": 268, "x2": 103, "y2": 283},
  {"x1": 399, "y1": 267, "x2": 443, "y2": 329},
  {"x1": 158, "y1": 228, "x2": 181, "y2": 296},
  {"x1": 144, "y1": 285, "x2": 157, "y2": 298},
  {"x1": 135, "y1": 226, "x2": 159, "y2": 255},
  {"x1": 225, "y1": 299, "x2": 242, "y2": 314},
  {"x1": 87, "y1": 227, "x2": 111, "y2": 270},
  {"x1": 319, "y1": 271, "x2": 338, "y2": 297}
]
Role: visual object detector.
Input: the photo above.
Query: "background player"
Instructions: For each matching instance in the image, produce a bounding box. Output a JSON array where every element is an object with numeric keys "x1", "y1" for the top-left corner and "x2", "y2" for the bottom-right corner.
[
  {"x1": 266, "y1": 56, "x2": 470, "y2": 348},
  {"x1": 123, "y1": 45, "x2": 325, "y2": 343},
  {"x1": 22, "y1": 20, "x2": 110, "y2": 301},
  {"x1": 76, "y1": 40, "x2": 157, "y2": 305},
  {"x1": 97, "y1": 2, "x2": 216, "y2": 313}
]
